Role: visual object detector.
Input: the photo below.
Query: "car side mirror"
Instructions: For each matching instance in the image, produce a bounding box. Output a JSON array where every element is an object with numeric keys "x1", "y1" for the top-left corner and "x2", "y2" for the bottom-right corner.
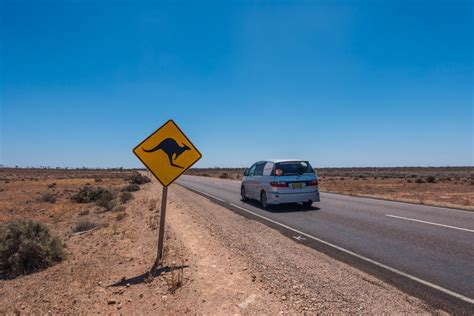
[{"x1": 243, "y1": 169, "x2": 249, "y2": 176}]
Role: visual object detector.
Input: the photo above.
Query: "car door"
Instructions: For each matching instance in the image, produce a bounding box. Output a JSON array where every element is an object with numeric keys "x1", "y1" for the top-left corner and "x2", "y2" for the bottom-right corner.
[
  {"x1": 245, "y1": 163, "x2": 257, "y2": 198},
  {"x1": 251, "y1": 162, "x2": 266, "y2": 198}
]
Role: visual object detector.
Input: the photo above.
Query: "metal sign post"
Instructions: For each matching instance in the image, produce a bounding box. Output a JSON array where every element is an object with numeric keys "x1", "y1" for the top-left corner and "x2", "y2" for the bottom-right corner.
[
  {"x1": 133, "y1": 120, "x2": 201, "y2": 277},
  {"x1": 157, "y1": 186, "x2": 168, "y2": 263}
]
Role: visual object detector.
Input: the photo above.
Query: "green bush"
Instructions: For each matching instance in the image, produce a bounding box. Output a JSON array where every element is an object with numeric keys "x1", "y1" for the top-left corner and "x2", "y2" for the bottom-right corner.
[
  {"x1": 0, "y1": 220, "x2": 65, "y2": 277},
  {"x1": 71, "y1": 186, "x2": 113, "y2": 204},
  {"x1": 426, "y1": 176, "x2": 437, "y2": 183},
  {"x1": 95, "y1": 190, "x2": 116, "y2": 211},
  {"x1": 120, "y1": 191, "x2": 133, "y2": 203},
  {"x1": 130, "y1": 173, "x2": 151, "y2": 185},
  {"x1": 40, "y1": 192, "x2": 56, "y2": 203},
  {"x1": 122, "y1": 184, "x2": 140, "y2": 192},
  {"x1": 73, "y1": 221, "x2": 99, "y2": 233}
]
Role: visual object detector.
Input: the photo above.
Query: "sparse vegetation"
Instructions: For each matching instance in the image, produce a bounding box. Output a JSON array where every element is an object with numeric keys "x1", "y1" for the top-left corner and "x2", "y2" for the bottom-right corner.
[
  {"x1": 219, "y1": 172, "x2": 230, "y2": 179},
  {"x1": 122, "y1": 184, "x2": 140, "y2": 192},
  {"x1": 426, "y1": 176, "x2": 437, "y2": 183},
  {"x1": 71, "y1": 186, "x2": 114, "y2": 204},
  {"x1": 47, "y1": 183, "x2": 57, "y2": 188},
  {"x1": 78, "y1": 209, "x2": 90, "y2": 216},
  {"x1": 40, "y1": 192, "x2": 57, "y2": 203},
  {"x1": 120, "y1": 191, "x2": 133, "y2": 203},
  {"x1": 115, "y1": 212, "x2": 127, "y2": 221},
  {"x1": 95, "y1": 190, "x2": 116, "y2": 211},
  {"x1": 130, "y1": 172, "x2": 151, "y2": 185},
  {"x1": 0, "y1": 219, "x2": 65, "y2": 277},
  {"x1": 72, "y1": 220, "x2": 99, "y2": 233},
  {"x1": 166, "y1": 260, "x2": 185, "y2": 293},
  {"x1": 415, "y1": 178, "x2": 426, "y2": 184}
]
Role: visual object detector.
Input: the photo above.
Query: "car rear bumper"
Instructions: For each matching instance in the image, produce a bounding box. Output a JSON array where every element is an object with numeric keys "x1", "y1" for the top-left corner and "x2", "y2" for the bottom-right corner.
[{"x1": 267, "y1": 190, "x2": 320, "y2": 204}]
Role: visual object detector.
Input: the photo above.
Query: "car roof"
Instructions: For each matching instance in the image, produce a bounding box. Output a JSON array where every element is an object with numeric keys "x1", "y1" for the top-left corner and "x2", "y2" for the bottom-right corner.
[{"x1": 267, "y1": 159, "x2": 307, "y2": 163}]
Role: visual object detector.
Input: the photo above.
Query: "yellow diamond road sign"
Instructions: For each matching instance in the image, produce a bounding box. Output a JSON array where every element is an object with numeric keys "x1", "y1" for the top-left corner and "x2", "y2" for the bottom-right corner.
[{"x1": 133, "y1": 120, "x2": 202, "y2": 187}]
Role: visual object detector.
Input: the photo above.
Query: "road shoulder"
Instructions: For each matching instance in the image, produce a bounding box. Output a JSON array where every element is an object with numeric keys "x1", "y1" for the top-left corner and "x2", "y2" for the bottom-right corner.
[{"x1": 168, "y1": 184, "x2": 441, "y2": 313}]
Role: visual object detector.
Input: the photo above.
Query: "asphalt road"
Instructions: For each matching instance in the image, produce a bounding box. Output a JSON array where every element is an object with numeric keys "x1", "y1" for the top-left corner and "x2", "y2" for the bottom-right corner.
[{"x1": 175, "y1": 175, "x2": 474, "y2": 309}]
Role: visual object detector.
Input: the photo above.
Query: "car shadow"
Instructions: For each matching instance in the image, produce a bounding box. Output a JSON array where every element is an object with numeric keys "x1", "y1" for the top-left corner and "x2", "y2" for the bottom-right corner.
[{"x1": 242, "y1": 199, "x2": 320, "y2": 213}]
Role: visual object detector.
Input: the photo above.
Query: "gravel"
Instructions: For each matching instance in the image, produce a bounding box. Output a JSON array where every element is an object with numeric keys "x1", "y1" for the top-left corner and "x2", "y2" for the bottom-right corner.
[{"x1": 170, "y1": 185, "x2": 440, "y2": 314}]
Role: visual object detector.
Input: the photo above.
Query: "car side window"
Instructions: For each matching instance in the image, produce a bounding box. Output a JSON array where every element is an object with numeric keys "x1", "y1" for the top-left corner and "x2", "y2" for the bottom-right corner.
[
  {"x1": 254, "y1": 163, "x2": 265, "y2": 176},
  {"x1": 247, "y1": 164, "x2": 257, "y2": 176}
]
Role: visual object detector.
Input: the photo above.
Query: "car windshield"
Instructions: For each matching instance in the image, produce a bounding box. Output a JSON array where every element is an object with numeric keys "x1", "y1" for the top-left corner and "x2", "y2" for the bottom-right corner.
[{"x1": 273, "y1": 161, "x2": 315, "y2": 176}]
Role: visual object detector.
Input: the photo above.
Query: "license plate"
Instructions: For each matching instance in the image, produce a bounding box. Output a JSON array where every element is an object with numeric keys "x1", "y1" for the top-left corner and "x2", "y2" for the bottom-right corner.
[{"x1": 291, "y1": 182, "x2": 304, "y2": 189}]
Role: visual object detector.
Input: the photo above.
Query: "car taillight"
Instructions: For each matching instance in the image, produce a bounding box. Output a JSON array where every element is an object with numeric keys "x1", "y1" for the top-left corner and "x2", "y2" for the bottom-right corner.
[
  {"x1": 270, "y1": 181, "x2": 288, "y2": 187},
  {"x1": 306, "y1": 179, "x2": 319, "y2": 186}
]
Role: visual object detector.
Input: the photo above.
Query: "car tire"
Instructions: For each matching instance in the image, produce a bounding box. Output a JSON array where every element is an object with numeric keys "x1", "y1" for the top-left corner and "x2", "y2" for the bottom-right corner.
[
  {"x1": 241, "y1": 186, "x2": 248, "y2": 202},
  {"x1": 303, "y1": 200, "x2": 313, "y2": 208},
  {"x1": 260, "y1": 191, "x2": 269, "y2": 209}
]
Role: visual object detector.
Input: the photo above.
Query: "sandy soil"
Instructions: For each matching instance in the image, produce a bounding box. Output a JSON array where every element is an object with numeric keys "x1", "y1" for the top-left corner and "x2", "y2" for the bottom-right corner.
[
  {"x1": 0, "y1": 170, "x2": 445, "y2": 313},
  {"x1": 320, "y1": 177, "x2": 473, "y2": 211},
  {"x1": 0, "y1": 171, "x2": 286, "y2": 314}
]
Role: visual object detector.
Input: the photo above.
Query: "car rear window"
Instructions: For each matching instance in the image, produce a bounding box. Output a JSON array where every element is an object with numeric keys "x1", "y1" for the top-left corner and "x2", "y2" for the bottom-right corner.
[{"x1": 273, "y1": 161, "x2": 315, "y2": 176}]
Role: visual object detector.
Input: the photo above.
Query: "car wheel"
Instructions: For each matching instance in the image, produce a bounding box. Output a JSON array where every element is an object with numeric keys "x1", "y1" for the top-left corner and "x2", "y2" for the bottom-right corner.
[
  {"x1": 260, "y1": 191, "x2": 269, "y2": 209},
  {"x1": 303, "y1": 200, "x2": 313, "y2": 208},
  {"x1": 241, "y1": 186, "x2": 248, "y2": 202}
]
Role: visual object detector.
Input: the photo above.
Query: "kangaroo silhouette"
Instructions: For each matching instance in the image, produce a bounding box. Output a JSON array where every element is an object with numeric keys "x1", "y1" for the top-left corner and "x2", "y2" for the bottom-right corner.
[{"x1": 143, "y1": 138, "x2": 190, "y2": 169}]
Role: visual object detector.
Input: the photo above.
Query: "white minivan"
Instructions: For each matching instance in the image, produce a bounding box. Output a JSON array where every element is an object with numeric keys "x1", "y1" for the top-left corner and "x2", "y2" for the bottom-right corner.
[{"x1": 241, "y1": 159, "x2": 320, "y2": 209}]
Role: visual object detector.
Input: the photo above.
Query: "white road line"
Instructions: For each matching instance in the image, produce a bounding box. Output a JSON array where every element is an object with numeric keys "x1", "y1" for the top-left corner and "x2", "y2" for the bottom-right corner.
[
  {"x1": 386, "y1": 214, "x2": 474, "y2": 233},
  {"x1": 227, "y1": 203, "x2": 474, "y2": 305}
]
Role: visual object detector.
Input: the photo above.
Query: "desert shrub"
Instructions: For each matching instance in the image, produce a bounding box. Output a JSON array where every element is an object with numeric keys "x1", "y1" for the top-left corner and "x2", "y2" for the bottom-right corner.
[
  {"x1": 78, "y1": 209, "x2": 90, "y2": 216},
  {"x1": 120, "y1": 191, "x2": 133, "y2": 203},
  {"x1": 407, "y1": 179, "x2": 412, "y2": 183},
  {"x1": 40, "y1": 192, "x2": 56, "y2": 203},
  {"x1": 415, "y1": 178, "x2": 425, "y2": 184},
  {"x1": 94, "y1": 177, "x2": 103, "y2": 183},
  {"x1": 426, "y1": 176, "x2": 437, "y2": 183},
  {"x1": 95, "y1": 191, "x2": 116, "y2": 211},
  {"x1": 47, "y1": 183, "x2": 56, "y2": 188},
  {"x1": 130, "y1": 173, "x2": 151, "y2": 185},
  {"x1": 219, "y1": 173, "x2": 229, "y2": 179},
  {"x1": 115, "y1": 212, "x2": 127, "y2": 221},
  {"x1": 122, "y1": 184, "x2": 140, "y2": 192},
  {"x1": 470, "y1": 180, "x2": 474, "y2": 185},
  {"x1": 0, "y1": 220, "x2": 65, "y2": 277},
  {"x1": 71, "y1": 186, "x2": 113, "y2": 204},
  {"x1": 72, "y1": 221, "x2": 99, "y2": 233}
]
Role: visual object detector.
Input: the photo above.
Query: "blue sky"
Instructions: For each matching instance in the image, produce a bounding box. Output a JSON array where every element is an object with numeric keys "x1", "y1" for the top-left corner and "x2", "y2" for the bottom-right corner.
[{"x1": 1, "y1": 0, "x2": 472, "y2": 168}]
